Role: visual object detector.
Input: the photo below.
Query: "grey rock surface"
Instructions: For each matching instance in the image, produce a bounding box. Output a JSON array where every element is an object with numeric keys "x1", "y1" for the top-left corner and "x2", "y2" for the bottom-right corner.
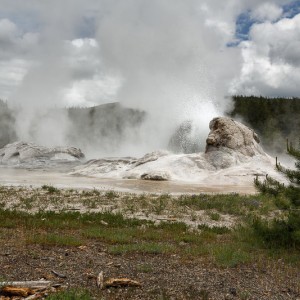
[
  {"x1": 0, "y1": 141, "x2": 84, "y2": 168},
  {"x1": 205, "y1": 117, "x2": 265, "y2": 169},
  {"x1": 206, "y1": 117, "x2": 263, "y2": 156}
]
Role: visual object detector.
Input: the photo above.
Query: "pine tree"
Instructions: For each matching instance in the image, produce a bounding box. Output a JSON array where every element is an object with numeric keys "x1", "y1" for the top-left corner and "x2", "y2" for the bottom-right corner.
[{"x1": 253, "y1": 139, "x2": 300, "y2": 248}]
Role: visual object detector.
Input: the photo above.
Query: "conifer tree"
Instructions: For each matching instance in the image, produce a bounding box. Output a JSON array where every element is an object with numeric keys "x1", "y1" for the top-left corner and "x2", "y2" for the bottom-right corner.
[{"x1": 253, "y1": 140, "x2": 300, "y2": 248}]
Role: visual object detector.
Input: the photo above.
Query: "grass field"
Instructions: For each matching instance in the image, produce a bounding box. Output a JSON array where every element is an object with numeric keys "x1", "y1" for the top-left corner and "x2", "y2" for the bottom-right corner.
[{"x1": 0, "y1": 186, "x2": 299, "y2": 299}]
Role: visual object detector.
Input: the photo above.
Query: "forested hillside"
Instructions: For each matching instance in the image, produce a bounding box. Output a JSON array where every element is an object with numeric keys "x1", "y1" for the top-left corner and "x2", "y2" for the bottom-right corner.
[{"x1": 229, "y1": 96, "x2": 300, "y2": 153}]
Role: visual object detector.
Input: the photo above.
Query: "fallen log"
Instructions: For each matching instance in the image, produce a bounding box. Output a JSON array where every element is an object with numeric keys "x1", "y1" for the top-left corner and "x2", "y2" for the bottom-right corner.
[
  {"x1": 104, "y1": 278, "x2": 141, "y2": 288},
  {"x1": 0, "y1": 281, "x2": 52, "y2": 289},
  {"x1": 0, "y1": 286, "x2": 34, "y2": 297}
]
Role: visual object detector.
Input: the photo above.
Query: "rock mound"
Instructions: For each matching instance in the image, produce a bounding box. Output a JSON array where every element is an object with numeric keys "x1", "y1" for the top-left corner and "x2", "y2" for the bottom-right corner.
[
  {"x1": 0, "y1": 141, "x2": 84, "y2": 168},
  {"x1": 204, "y1": 117, "x2": 266, "y2": 169},
  {"x1": 206, "y1": 117, "x2": 263, "y2": 156}
]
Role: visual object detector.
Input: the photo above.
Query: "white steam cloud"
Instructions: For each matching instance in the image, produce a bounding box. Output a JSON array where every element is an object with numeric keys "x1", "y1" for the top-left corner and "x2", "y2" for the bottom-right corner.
[{"x1": 0, "y1": 0, "x2": 298, "y2": 156}]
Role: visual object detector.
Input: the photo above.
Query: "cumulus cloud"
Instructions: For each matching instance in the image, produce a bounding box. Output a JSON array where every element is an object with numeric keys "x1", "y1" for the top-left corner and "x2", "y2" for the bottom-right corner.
[
  {"x1": 231, "y1": 13, "x2": 300, "y2": 97},
  {"x1": 251, "y1": 2, "x2": 283, "y2": 22},
  {"x1": 0, "y1": 18, "x2": 39, "y2": 60},
  {"x1": 0, "y1": 18, "x2": 39, "y2": 100}
]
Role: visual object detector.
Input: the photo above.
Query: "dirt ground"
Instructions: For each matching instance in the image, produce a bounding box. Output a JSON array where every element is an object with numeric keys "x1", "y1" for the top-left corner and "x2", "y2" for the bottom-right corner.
[{"x1": 1, "y1": 228, "x2": 299, "y2": 300}]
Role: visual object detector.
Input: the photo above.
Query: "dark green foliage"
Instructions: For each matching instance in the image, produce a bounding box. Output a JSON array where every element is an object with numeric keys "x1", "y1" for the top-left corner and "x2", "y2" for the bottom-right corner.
[
  {"x1": 254, "y1": 175, "x2": 285, "y2": 196},
  {"x1": 252, "y1": 211, "x2": 300, "y2": 248},
  {"x1": 198, "y1": 224, "x2": 231, "y2": 234},
  {"x1": 254, "y1": 139, "x2": 300, "y2": 248},
  {"x1": 280, "y1": 141, "x2": 300, "y2": 184},
  {"x1": 41, "y1": 184, "x2": 60, "y2": 194},
  {"x1": 229, "y1": 96, "x2": 300, "y2": 153}
]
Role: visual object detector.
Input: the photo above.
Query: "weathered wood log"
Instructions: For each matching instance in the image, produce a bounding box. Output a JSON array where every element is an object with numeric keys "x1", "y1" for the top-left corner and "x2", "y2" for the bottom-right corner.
[
  {"x1": 0, "y1": 286, "x2": 34, "y2": 297},
  {"x1": 0, "y1": 281, "x2": 52, "y2": 289},
  {"x1": 104, "y1": 278, "x2": 141, "y2": 288}
]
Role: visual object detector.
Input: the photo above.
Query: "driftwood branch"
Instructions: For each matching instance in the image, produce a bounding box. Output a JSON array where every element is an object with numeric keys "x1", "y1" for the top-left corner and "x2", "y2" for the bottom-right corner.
[
  {"x1": 0, "y1": 281, "x2": 52, "y2": 289},
  {"x1": 95, "y1": 271, "x2": 141, "y2": 289},
  {"x1": 104, "y1": 278, "x2": 141, "y2": 288}
]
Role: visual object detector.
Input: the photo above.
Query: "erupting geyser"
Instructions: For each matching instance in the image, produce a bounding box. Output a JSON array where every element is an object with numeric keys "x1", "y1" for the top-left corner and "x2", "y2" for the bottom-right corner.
[
  {"x1": 0, "y1": 116, "x2": 288, "y2": 190},
  {"x1": 70, "y1": 117, "x2": 279, "y2": 182}
]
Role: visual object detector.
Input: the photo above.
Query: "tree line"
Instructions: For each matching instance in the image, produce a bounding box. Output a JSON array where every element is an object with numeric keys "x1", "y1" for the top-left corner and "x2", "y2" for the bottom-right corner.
[{"x1": 229, "y1": 95, "x2": 300, "y2": 153}]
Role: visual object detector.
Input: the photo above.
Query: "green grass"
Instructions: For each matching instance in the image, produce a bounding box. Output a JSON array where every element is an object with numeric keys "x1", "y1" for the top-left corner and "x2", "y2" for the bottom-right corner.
[
  {"x1": 84, "y1": 227, "x2": 137, "y2": 244},
  {"x1": 19, "y1": 196, "x2": 35, "y2": 210},
  {"x1": 0, "y1": 186, "x2": 299, "y2": 269},
  {"x1": 26, "y1": 233, "x2": 83, "y2": 247},
  {"x1": 109, "y1": 242, "x2": 175, "y2": 255},
  {"x1": 211, "y1": 244, "x2": 251, "y2": 267},
  {"x1": 0, "y1": 206, "x2": 298, "y2": 267},
  {"x1": 198, "y1": 224, "x2": 231, "y2": 234},
  {"x1": 207, "y1": 211, "x2": 221, "y2": 221},
  {"x1": 178, "y1": 194, "x2": 274, "y2": 216},
  {"x1": 104, "y1": 190, "x2": 119, "y2": 199},
  {"x1": 136, "y1": 263, "x2": 153, "y2": 273},
  {"x1": 0, "y1": 210, "x2": 147, "y2": 230},
  {"x1": 84, "y1": 222, "x2": 192, "y2": 245}
]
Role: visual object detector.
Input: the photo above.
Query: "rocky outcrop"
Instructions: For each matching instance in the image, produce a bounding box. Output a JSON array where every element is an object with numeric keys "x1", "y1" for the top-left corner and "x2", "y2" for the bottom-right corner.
[
  {"x1": 0, "y1": 141, "x2": 84, "y2": 167},
  {"x1": 135, "y1": 151, "x2": 169, "y2": 167},
  {"x1": 206, "y1": 117, "x2": 263, "y2": 156},
  {"x1": 205, "y1": 117, "x2": 266, "y2": 169}
]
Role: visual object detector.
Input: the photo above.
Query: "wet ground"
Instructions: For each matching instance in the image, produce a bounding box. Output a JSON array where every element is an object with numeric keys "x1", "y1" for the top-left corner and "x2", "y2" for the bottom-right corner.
[{"x1": 0, "y1": 167, "x2": 256, "y2": 194}]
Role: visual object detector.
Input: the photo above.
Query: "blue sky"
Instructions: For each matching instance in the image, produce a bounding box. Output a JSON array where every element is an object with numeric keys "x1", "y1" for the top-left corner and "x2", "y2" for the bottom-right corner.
[{"x1": 233, "y1": 0, "x2": 300, "y2": 44}]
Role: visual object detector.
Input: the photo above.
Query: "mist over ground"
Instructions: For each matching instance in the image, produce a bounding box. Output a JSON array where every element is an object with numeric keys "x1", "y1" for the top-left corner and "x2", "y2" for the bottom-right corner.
[{"x1": 0, "y1": 0, "x2": 299, "y2": 157}]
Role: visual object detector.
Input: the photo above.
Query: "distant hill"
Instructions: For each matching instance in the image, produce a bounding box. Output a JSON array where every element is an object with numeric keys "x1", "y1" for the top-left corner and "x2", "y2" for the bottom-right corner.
[{"x1": 67, "y1": 102, "x2": 146, "y2": 153}]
